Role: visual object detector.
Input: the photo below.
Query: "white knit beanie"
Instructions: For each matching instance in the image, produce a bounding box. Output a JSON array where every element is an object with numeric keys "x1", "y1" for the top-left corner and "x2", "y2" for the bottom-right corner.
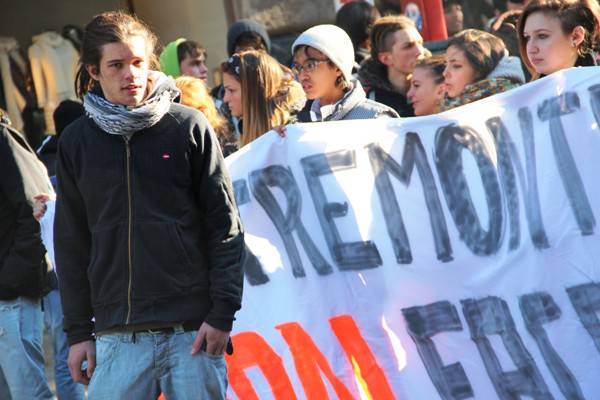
[{"x1": 291, "y1": 24, "x2": 355, "y2": 82}]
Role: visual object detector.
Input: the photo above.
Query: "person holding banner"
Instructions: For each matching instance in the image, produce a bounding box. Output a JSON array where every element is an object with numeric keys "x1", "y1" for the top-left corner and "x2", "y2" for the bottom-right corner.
[
  {"x1": 518, "y1": 0, "x2": 600, "y2": 79},
  {"x1": 440, "y1": 29, "x2": 526, "y2": 111},
  {"x1": 292, "y1": 24, "x2": 398, "y2": 122},
  {"x1": 55, "y1": 11, "x2": 244, "y2": 399},
  {"x1": 221, "y1": 50, "x2": 305, "y2": 148}
]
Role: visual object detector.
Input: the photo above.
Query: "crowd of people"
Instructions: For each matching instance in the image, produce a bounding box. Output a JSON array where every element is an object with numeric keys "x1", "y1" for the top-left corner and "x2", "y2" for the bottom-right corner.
[{"x1": 1, "y1": 0, "x2": 600, "y2": 398}]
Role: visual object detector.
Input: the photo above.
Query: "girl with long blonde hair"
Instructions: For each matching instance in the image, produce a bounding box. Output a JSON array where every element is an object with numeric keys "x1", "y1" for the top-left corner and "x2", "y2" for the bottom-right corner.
[{"x1": 221, "y1": 50, "x2": 305, "y2": 147}]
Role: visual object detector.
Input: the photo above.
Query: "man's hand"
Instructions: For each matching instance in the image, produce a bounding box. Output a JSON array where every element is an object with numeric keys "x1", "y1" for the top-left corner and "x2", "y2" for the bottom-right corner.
[
  {"x1": 191, "y1": 322, "x2": 230, "y2": 356},
  {"x1": 68, "y1": 340, "x2": 96, "y2": 385}
]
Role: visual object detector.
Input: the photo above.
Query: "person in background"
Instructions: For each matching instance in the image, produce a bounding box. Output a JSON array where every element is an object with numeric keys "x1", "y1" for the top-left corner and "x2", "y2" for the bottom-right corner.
[
  {"x1": 35, "y1": 99, "x2": 86, "y2": 400},
  {"x1": 440, "y1": 29, "x2": 525, "y2": 111},
  {"x1": 376, "y1": 0, "x2": 402, "y2": 15},
  {"x1": 407, "y1": 56, "x2": 447, "y2": 116},
  {"x1": 212, "y1": 19, "x2": 272, "y2": 133},
  {"x1": 335, "y1": 1, "x2": 381, "y2": 66},
  {"x1": 0, "y1": 109, "x2": 54, "y2": 400},
  {"x1": 292, "y1": 24, "x2": 398, "y2": 122},
  {"x1": 358, "y1": 15, "x2": 425, "y2": 117},
  {"x1": 518, "y1": 0, "x2": 600, "y2": 79},
  {"x1": 221, "y1": 50, "x2": 305, "y2": 147},
  {"x1": 55, "y1": 11, "x2": 244, "y2": 398},
  {"x1": 444, "y1": 0, "x2": 465, "y2": 37},
  {"x1": 507, "y1": 0, "x2": 530, "y2": 11},
  {"x1": 487, "y1": 0, "x2": 530, "y2": 49},
  {"x1": 489, "y1": 10, "x2": 523, "y2": 56},
  {"x1": 160, "y1": 39, "x2": 209, "y2": 83},
  {"x1": 175, "y1": 76, "x2": 238, "y2": 156},
  {"x1": 492, "y1": 0, "x2": 529, "y2": 18},
  {"x1": 226, "y1": 19, "x2": 271, "y2": 57},
  {"x1": 37, "y1": 100, "x2": 84, "y2": 177},
  {"x1": 460, "y1": 0, "x2": 496, "y2": 30}
]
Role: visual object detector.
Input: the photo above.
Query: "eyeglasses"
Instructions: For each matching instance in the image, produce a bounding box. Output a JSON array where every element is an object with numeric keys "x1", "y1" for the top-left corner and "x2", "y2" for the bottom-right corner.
[{"x1": 291, "y1": 59, "x2": 328, "y2": 75}]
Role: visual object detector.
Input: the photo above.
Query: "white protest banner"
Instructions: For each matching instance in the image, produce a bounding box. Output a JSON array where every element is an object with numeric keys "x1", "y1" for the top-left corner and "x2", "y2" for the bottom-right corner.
[{"x1": 223, "y1": 67, "x2": 600, "y2": 399}]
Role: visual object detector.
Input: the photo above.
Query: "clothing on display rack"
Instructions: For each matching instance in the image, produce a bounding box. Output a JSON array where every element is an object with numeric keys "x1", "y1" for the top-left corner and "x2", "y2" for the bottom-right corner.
[
  {"x1": 28, "y1": 31, "x2": 78, "y2": 134},
  {"x1": 0, "y1": 37, "x2": 27, "y2": 132},
  {"x1": 0, "y1": 37, "x2": 46, "y2": 148}
]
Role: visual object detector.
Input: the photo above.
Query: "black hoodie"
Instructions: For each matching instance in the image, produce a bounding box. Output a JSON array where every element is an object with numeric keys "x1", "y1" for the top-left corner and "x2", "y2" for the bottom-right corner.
[
  {"x1": 55, "y1": 103, "x2": 245, "y2": 345},
  {"x1": 358, "y1": 58, "x2": 415, "y2": 117}
]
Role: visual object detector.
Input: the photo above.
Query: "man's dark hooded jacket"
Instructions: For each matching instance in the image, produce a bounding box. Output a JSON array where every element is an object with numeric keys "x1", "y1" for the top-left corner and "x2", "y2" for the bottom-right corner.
[
  {"x1": 55, "y1": 103, "x2": 245, "y2": 345},
  {"x1": 358, "y1": 58, "x2": 415, "y2": 117}
]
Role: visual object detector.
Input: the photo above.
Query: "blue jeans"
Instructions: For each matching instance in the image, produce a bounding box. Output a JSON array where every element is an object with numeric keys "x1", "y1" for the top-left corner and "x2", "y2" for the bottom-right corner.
[
  {"x1": 0, "y1": 297, "x2": 53, "y2": 400},
  {"x1": 88, "y1": 326, "x2": 228, "y2": 399},
  {"x1": 43, "y1": 289, "x2": 85, "y2": 400}
]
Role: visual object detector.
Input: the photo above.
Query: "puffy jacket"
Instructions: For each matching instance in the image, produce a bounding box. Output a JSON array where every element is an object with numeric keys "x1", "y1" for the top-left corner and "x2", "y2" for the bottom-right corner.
[
  {"x1": 55, "y1": 103, "x2": 245, "y2": 345},
  {"x1": 297, "y1": 80, "x2": 399, "y2": 122}
]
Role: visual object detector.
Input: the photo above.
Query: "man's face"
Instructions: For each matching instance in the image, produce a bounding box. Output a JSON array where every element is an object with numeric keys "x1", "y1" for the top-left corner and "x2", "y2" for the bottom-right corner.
[
  {"x1": 87, "y1": 36, "x2": 149, "y2": 107},
  {"x1": 180, "y1": 53, "x2": 208, "y2": 83},
  {"x1": 444, "y1": 4, "x2": 464, "y2": 37},
  {"x1": 378, "y1": 27, "x2": 425, "y2": 76}
]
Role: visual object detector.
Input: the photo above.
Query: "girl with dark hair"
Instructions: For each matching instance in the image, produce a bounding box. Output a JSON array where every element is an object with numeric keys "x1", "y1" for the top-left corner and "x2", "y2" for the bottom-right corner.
[
  {"x1": 57, "y1": 11, "x2": 244, "y2": 399},
  {"x1": 518, "y1": 0, "x2": 600, "y2": 79},
  {"x1": 407, "y1": 56, "x2": 447, "y2": 116},
  {"x1": 440, "y1": 29, "x2": 525, "y2": 111},
  {"x1": 335, "y1": 1, "x2": 381, "y2": 65}
]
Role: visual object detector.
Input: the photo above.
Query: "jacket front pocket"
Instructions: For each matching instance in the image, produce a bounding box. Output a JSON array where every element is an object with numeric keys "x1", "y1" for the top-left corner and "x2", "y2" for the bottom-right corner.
[
  {"x1": 133, "y1": 221, "x2": 191, "y2": 297},
  {"x1": 88, "y1": 224, "x2": 127, "y2": 305}
]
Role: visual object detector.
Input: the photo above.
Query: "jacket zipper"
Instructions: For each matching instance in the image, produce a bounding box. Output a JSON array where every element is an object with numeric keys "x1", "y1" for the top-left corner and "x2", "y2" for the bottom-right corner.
[{"x1": 124, "y1": 136, "x2": 133, "y2": 324}]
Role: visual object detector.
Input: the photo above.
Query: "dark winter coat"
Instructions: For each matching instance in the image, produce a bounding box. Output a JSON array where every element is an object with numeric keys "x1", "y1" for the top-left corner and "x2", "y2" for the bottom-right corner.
[
  {"x1": 358, "y1": 58, "x2": 414, "y2": 117},
  {"x1": 0, "y1": 123, "x2": 50, "y2": 300},
  {"x1": 55, "y1": 103, "x2": 245, "y2": 345}
]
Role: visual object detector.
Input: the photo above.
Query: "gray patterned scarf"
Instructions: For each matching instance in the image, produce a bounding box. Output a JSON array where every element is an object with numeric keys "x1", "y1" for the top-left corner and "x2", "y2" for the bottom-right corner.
[{"x1": 83, "y1": 71, "x2": 180, "y2": 135}]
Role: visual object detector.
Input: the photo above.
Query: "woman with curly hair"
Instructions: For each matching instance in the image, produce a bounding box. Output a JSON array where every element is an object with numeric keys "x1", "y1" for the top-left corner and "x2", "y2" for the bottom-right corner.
[{"x1": 175, "y1": 76, "x2": 237, "y2": 156}]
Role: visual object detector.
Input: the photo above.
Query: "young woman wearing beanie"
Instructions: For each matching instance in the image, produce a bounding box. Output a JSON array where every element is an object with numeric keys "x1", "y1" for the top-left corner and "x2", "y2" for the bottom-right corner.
[
  {"x1": 292, "y1": 24, "x2": 399, "y2": 122},
  {"x1": 439, "y1": 29, "x2": 526, "y2": 111},
  {"x1": 221, "y1": 50, "x2": 305, "y2": 148},
  {"x1": 518, "y1": 0, "x2": 600, "y2": 79}
]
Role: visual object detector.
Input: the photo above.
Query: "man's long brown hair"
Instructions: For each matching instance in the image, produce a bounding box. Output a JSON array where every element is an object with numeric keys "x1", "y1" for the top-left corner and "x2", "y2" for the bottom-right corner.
[{"x1": 75, "y1": 11, "x2": 159, "y2": 98}]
